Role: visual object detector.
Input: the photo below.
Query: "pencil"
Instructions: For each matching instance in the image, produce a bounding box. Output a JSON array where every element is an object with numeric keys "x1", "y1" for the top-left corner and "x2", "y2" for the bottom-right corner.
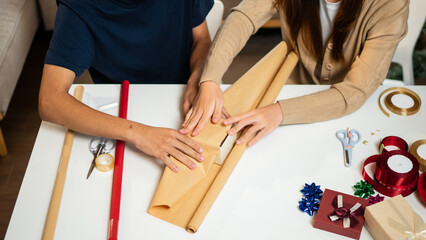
[{"x1": 108, "y1": 80, "x2": 129, "y2": 240}]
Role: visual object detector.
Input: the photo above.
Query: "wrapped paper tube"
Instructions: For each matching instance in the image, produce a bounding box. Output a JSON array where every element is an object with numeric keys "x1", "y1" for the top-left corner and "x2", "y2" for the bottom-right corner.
[
  {"x1": 43, "y1": 86, "x2": 84, "y2": 239},
  {"x1": 148, "y1": 42, "x2": 298, "y2": 233}
]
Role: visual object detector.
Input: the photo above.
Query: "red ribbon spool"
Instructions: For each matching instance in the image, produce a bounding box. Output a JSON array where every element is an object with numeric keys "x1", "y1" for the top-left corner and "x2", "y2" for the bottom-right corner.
[
  {"x1": 362, "y1": 150, "x2": 419, "y2": 197},
  {"x1": 419, "y1": 172, "x2": 426, "y2": 203},
  {"x1": 380, "y1": 136, "x2": 408, "y2": 154}
]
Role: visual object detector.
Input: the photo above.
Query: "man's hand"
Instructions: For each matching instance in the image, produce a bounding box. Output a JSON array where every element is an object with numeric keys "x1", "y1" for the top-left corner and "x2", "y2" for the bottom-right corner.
[
  {"x1": 180, "y1": 81, "x2": 224, "y2": 136},
  {"x1": 182, "y1": 79, "x2": 199, "y2": 117},
  {"x1": 133, "y1": 125, "x2": 205, "y2": 172}
]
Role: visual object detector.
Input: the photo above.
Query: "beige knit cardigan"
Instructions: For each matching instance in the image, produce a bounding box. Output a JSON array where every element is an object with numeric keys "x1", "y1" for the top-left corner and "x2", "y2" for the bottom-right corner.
[{"x1": 200, "y1": 0, "x2": 409, "y2": 125}]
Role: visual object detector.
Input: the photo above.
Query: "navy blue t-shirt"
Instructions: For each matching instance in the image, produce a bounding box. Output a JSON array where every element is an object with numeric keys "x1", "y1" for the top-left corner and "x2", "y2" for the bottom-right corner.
[{"x1": 45, "y1": 0, "x2": 213, "y2": 84}]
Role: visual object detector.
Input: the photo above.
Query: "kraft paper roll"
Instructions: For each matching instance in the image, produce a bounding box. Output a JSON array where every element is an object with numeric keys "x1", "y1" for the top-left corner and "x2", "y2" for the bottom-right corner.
[
  {"x1": 187, "y1": 51, "x2": 298, "y2": 233},
  {"x1": 42, "y1": 86, "x2": 84, "y2": 240},
  {"x1": 95, "y1": 153, "x2": 114, "y2": 172},
  {"x1": 148, "y1": 42, "x2": 298, "y2": 233},
  {"x1": 409, "y1": 139, "x2": 426, "y2": 172}
]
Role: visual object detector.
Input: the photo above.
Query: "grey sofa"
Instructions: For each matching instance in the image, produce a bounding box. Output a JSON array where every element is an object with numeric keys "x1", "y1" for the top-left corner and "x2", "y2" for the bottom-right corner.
[{"x1": 0, "y1": 0, "x2": 39, "y2": 156}]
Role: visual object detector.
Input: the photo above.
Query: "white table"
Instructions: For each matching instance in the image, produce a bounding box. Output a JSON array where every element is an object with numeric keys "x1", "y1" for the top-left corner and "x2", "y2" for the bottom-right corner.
[{"x1": 6, "y1": 84, "x2": 426, "y2": 240}]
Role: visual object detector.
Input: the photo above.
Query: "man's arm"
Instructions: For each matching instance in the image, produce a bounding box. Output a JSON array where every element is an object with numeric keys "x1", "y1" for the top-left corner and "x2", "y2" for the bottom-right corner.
[
  {"x1": 39, "y1": 64, "x2": 205, "y2": 172},
  {"x1": 182, "y1": 20, "x2": 211, "y2": 116}
]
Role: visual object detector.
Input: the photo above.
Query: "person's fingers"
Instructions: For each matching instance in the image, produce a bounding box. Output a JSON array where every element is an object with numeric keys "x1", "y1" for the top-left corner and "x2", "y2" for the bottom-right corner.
[
  {"x1": 227, "y1": 116, "x2": 255, "y2": 135},
  {"x1": 182, "y1": 108, "x2": 193, "y2": 127},
  {"x1": 184, "y1": 109, "x2": 198, "y2": 129},
  {"x1": 180, "y1": 109, "x2": 203, "y2": 134},
  {"x1": 248, "y1": 129, "x2": 269, "y2": 146},
  {"x1": 222, "y1": 107, "x2": 231, "y2": 119},
  {"x1": 160, "y1": 153, "x2": 179, "y2": 172},
  {"x1": 174, "y1": 136, "x2": 204, "y2": 162},
  {"x1": 176, "y1": 133, "x2": 204, "y2": 153},
  {"x1": 212, "y1": 101, "x2": 222, "y2": 123},
  {"x1": 192, "y1": 113, "x2": 211, "y2": 136},
  {"x1": 182, "y1": 100, "x2": 191, "y2": 118},
  {"x1": 168, "y1": 147, "x2": 196, "y2": 170},
  {"x1": 224, "y1": 111, "x2": 253, "y2": 126},
  {"x1": 236, "y1": 125, "x2": 262, "y2": 145},
  {"x1": 175, "y1": 142, "x2": 204, "y2": 162}
]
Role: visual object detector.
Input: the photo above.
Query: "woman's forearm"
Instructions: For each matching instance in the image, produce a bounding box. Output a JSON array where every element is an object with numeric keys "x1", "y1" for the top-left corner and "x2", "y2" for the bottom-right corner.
[{"x1": 200, "y1": 11, "x2": 254, "y2": 84}]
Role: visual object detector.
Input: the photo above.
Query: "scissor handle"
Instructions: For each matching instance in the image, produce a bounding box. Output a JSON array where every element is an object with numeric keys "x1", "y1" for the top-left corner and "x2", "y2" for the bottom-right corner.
[
  {"x1": 89, "y1": 137, "x2": 102, "y2": 153},
  {"x1": 102, "y1": 139, "x2": 115, "y2": 152},
  {"x1": 348, "y1": 129, "x2": 361, "y2": 145},
  {"x1": 89, "y1": 137, "x2": 115, "y2": 154},
  {"x1": 336, "y1": 130, "x2": 348, "y2": 145}
]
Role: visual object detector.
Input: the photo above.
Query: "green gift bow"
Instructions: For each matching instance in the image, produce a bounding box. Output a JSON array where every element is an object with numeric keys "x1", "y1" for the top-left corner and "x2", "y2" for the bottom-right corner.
[{"x1": 354, "y1": 180, "x2": 374, "y2": 199}]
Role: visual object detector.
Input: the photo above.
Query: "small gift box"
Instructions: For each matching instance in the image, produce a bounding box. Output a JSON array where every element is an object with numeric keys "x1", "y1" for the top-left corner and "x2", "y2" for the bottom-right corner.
[
  {"x1": 364, "y1": 195, "x2": 425, "y2": 240},
  {"x1": 313, "y1": 189, "x2": 369, "y2": 239}
]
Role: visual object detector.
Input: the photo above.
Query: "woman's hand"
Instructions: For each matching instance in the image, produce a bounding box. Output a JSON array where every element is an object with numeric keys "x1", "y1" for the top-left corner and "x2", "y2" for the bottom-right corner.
[
  {"x1": 224, "y1": 103, "x2": 283, "y2": 146},
  {"x1": 179, "y1": 81, "x2": 224, "y2": 136},
  {"x1": 133, "y1": 125, "x2": 205, "y2": 172}
]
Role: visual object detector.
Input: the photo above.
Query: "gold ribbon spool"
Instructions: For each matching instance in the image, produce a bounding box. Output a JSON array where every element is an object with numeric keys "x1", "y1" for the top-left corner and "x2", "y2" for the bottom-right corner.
[
  {"x1": 378, "y1": 87, "x2": 421, "y2": 117},
  {"x1": 95, "y1": 153, "x2": 114, "y2": 172},
  {"x1": 409, "y1": 139, "x2": 426, "y2": 172}
]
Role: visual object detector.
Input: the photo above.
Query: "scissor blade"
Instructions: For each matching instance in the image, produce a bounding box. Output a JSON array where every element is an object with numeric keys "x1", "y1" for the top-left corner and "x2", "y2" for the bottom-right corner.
[
  {"x1": 86, "y1": 144, "x2": 105, "y2": 179},
  {"x1": 86, "y1": 162, "x2": 96, "y2": 179},
  {"x1": 344, "y1": 149, "x2": 351, "y2": 167}
]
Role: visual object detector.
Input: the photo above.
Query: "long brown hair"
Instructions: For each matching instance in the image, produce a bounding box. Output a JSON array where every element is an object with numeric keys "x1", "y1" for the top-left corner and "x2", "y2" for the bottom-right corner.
[{"x1": 276, "y1": 0, "x2": 363, "y2": 62}]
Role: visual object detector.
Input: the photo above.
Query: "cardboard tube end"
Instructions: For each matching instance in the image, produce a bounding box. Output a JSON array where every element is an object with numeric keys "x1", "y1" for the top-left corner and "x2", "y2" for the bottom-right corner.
[{"x1": 186, "y1": 226, "x2": 197, "y2": 234}]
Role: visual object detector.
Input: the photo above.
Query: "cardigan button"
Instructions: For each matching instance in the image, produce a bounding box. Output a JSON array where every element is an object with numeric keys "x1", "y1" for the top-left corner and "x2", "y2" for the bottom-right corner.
[
  {"x1": 326, "y1": 63, "x2": 333, "y2": 70},
  {"x1": 327, "y1": 43, "x2": 333, "y2": 50}
]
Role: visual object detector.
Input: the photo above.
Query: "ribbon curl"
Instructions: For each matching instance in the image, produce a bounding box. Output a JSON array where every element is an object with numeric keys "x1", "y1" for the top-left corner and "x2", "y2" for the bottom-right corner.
[
  {"x1": 354, "y1": 180, "x2": 374, "y2": 198},
  {"x1": 328, "y1": 195, "x2": 364, "y2": 228}
]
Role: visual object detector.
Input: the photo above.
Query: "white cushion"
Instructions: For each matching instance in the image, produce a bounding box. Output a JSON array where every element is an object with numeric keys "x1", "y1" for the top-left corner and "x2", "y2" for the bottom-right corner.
[{"x1": 0, "y1": 0, "x2": 39, "y2": 116}]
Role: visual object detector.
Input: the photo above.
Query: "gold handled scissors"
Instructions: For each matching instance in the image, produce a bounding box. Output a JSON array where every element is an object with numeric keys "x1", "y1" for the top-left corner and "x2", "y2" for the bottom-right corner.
[{"x1": 87, "y1": 137, "x2": 115, "y2": 179}]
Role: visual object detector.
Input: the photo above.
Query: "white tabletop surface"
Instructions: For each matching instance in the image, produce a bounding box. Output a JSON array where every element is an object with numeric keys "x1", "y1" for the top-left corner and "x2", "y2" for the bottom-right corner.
[{"x1": 5, "y1": 84, "x2": 426, "y2": 240}]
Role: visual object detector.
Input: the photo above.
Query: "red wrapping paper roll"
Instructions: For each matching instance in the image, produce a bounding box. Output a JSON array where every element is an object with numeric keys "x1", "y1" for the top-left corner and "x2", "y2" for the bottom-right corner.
[
  {"x1": 362, "y1": 150, "x2": 419, "y2": 197},
  {"x1": 108, "y1": 80, "x2": 129, "y2": 240}
]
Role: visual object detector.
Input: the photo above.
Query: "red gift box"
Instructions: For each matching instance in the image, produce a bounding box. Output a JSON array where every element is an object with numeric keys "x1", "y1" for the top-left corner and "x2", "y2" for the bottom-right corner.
[{"x1": 313, "y1": 189, "x2": 369, "y2": 239}]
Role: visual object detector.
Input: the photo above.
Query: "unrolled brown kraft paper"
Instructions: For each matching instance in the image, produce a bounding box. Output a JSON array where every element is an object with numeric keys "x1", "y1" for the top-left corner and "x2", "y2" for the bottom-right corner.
[{"x1": 148, "y1": 42, "x2": 298, "y2": 233}]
